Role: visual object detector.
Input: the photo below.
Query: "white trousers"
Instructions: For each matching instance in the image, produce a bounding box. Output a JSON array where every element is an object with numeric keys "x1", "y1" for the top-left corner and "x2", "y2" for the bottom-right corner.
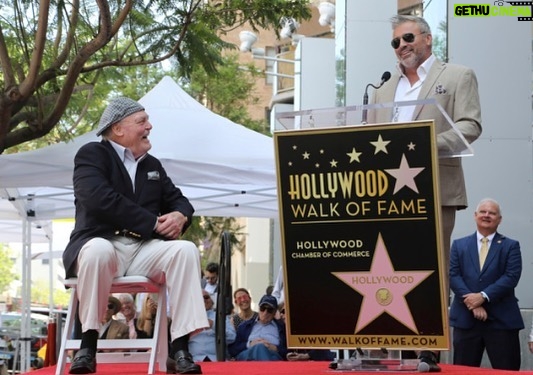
[{"x1": 76, "y1": 236, "x2": 209, "y2": 341}]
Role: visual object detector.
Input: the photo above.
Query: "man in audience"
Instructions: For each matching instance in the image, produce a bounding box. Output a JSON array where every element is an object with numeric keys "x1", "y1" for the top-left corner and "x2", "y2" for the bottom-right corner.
[
  {"x1": 100, "y1": 296, "x2": 129, "y2": 340},
  {"x1": 228, "y1": 295, "x2": 287, "y2": 361},
  {"x1": 202, "y1": 262, "x2": 219, "y2": 308},
  {"x1": 189, "y1": 290, "x2": 236, "y2": 361}
]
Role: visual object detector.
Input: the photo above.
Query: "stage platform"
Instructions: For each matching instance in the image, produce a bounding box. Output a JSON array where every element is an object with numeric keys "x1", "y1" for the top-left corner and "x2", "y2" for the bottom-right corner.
[{"x1": 24, "y1": 361, "x2": 533, "y2": 375}]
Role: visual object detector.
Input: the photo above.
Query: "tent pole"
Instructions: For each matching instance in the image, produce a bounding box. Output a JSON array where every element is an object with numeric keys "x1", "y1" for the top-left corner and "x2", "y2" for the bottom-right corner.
[{"x1": 20, "y1": 217, "x2": 32, "y2": 373}]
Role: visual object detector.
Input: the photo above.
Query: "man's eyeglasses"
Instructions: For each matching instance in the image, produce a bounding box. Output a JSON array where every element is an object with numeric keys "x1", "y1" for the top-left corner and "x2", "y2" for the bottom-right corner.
[
  {"x1": 391, "y1": 32, "x2": 426, "y2": 49},
  {"x1": 259, "y1": 305, "x2": 275, "y2": 314}
]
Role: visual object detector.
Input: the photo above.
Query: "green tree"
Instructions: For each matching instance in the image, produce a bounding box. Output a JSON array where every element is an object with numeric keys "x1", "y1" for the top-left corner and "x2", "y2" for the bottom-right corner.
[
  {"x1": 0, "y1": 244, "x2": 18, "y2": 294},
  {"x1": 432, "y1": 20, "x2": 447, "y2": 62},
  {"x1": 30, "y1": 278, "x2": 72, "y2": 308},
  {"x1": 186, "y1": 53, "x2": 270, "y2": 135},
  {"x1": 0, "y1": 0, "x2": 311, "y2": 153},
  {"x1": 181, "y1": 216, "x2": 245, "y2": 268}
]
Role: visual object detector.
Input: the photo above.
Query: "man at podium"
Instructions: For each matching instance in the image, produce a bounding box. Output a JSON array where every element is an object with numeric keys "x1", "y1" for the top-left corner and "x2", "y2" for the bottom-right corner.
[
  {"x1": 369, "y1": 14, "x2": 482, "y2": 372},
  {"x1": 369, "y1": 14, "x2": 482, "y2": 283}
]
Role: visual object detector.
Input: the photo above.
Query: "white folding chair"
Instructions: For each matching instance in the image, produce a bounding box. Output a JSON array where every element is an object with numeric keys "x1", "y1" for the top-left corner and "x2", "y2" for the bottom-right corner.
[{"x1": 56, "y1": 276, "x2": 168, "y2": 375}]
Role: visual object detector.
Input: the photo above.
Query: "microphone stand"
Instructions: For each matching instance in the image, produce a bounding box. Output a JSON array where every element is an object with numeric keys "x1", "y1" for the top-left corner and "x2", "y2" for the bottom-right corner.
[
  {"x1": 361, "y1": 84, "x2": 372, "y2": 124},
  {"x1": 361, "y1": 71, "x2": 391, "y2": 124}
]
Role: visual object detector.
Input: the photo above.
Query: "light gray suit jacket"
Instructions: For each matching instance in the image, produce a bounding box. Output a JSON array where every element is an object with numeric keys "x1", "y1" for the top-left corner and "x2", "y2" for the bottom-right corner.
[{"x1": 369, "y1": 59, "x2": 482, "y2": 208}]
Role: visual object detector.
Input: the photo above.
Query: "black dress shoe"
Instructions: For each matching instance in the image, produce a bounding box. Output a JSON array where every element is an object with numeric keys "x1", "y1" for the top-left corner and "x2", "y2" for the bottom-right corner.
[
  {"x1": 69, "y1": 348, "x2": 96, "y2": 374},
  {"x1": 166, "y1": 350, "x2": 202, "y2": 374},
  {"x1": 417, "y1": 351, "x2": 441, "y2": 372}
]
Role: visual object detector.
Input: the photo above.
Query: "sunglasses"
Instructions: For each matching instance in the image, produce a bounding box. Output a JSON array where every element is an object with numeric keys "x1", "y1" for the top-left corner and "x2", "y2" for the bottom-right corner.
[
  {"x1": 391, "y1": 32, "x2": 426, "y2": 49},
  {"x1": 259, "y1": 306, "x2": 275, "y2": 314},
  {"x1": 107, "y1": 303, "x2": 115, "y2": 310},
  {"x1": 235, "y1": 295, "x2": 250, "y2": 302},
  {"x1": 203, "y1": 295, "x2": 211, "y2": 300}
]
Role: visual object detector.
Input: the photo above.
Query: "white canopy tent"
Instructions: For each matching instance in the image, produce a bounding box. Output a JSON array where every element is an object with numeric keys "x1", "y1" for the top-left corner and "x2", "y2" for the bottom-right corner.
[
  {"x1": 0, "y1": 76, "x2": 278, "y2": 372},
  {"x1": 0, "y1": 198, "x2": 52, "y2": 243},
  {"x1": 0, "y1": 76, "x2": 278, "y2": 221}
]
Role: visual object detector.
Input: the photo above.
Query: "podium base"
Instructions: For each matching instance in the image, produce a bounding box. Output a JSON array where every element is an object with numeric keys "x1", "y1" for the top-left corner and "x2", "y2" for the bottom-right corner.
[{"x1": 331, "y1": 349, "x2": 420, "y2": 372}]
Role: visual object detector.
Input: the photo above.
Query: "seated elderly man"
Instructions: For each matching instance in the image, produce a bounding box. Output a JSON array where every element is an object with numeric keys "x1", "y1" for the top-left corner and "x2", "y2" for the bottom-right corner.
[{"x1": 228, "y1": 295, "x2": 287, "y2": 361}]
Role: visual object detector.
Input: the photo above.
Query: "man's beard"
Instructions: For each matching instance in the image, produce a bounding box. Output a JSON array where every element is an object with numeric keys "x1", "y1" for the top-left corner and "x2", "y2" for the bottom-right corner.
[{"x1": 400, "y1": 54, "x2": 421, "y2": 70}]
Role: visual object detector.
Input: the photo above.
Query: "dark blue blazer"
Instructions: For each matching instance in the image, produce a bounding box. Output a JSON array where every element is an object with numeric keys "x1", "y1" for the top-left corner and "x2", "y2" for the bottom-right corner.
[
  {"x1": 449, "y1": 232, "x2": 524, "y2": 330},
  {"x1": 63, "y1": 140, "x2": 194, "y2": 279}
]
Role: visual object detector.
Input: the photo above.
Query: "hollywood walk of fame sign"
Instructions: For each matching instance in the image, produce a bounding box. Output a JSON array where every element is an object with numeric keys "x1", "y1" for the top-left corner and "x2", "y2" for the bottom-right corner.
[{"x1": 274, "y1": 120, "x2": 449, "y2": 350}]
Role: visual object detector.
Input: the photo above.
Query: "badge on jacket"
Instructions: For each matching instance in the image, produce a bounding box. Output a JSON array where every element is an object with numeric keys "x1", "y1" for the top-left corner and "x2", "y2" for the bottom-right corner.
[{"x1": 147, "y1": 171, "x2": 160, "y2": 180}]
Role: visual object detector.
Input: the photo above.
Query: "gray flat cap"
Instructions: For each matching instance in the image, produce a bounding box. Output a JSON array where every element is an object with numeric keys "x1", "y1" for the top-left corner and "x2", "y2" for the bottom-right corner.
[{"x1": 96, "y1": 97, "x2": 145, "y2": 136}]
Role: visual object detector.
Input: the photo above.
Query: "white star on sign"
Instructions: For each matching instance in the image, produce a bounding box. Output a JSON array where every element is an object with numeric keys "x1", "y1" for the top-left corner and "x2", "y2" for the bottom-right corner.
[
  {"x1": 347, "y1": 148, "x2": 362, "y2": 163},
  {"x1": 370, "y1": 135, "x2": 391, "y2": 154}
]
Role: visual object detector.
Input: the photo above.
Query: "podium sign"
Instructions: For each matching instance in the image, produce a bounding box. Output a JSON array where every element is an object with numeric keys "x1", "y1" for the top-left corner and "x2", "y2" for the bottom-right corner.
[{"x1": 274, "y1": 120, "x2": 449, "y2": 351}]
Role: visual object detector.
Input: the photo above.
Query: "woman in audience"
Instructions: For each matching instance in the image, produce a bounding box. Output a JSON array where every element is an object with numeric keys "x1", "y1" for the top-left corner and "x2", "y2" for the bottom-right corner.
[
  {"x1": 231, "y1": 288, "x2": 258, "y2": 330},
  {"x1": 136, "y1": 293, "x2": 159, "y2": 338}
]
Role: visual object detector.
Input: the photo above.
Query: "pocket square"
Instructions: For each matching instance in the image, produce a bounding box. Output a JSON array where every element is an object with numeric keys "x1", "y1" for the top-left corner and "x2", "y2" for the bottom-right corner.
[
  {"x1": 147, "y1": 171, "x2": 160, "y2": 180},
  {"x1": 435, "y1": 84, "x2": 447, "y2": 94}
]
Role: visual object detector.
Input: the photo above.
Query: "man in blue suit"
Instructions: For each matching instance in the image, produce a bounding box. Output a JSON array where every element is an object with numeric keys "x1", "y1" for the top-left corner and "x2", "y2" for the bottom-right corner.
[{"x1": 449, "y1": 198, "x2": 524, "y2": 370}]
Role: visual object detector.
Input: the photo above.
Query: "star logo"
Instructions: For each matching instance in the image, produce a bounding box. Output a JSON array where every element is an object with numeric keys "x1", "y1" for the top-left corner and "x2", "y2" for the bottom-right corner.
[
  {"x1": 370, "y1": 134, "x2": 391, "y2": 154},
  {"x1": 347, "y1": 148, "x2": 362, "y2": 163},
  {"x1": 385, "y1": 154, "x2": 425, "y2": 194},
  {"x1": 332, "y1": 233, "x2": 433, "y2": 334}
]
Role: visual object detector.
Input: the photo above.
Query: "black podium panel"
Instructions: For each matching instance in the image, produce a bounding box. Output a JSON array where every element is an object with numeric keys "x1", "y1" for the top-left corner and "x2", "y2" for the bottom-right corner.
[{"x1": 274, "y1": 121, "x2": 449, "y2": 350}]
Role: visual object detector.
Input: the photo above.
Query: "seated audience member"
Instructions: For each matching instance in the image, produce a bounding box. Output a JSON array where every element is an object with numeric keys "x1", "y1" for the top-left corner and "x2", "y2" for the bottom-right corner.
[
  {"x1": 189, "y1": 290, "x2": 236, "y2": 361},
  {"x1": 136, "y1": 293, "x2": 159, "y2": 338},
  {"x1": 201, "y1": 262, "x2": 219, "y2": 308},
  {"x1": 228, "y1": 295, "x2": 287, "y2": 361},
  {"x1": 100, "y1": 296, "x2": 129, "y2": 340},
  {"x1": 231, "y1": 288, "x2": 258, "y2": 330},
  {"x1": 115, "y1": 293, "x2": 144, "y2": 339}
]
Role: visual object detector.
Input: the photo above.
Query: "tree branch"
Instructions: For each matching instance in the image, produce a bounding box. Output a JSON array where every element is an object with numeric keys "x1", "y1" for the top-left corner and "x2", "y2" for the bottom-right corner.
[{"x1": 19, "y1": 0, "x2": 51, "y2": 97}]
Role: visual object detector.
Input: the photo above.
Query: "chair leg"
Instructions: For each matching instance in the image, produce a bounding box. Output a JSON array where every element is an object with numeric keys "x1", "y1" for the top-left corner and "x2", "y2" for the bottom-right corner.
[
  {"x1": 56, "y1": 288, "x2": 79, "y2": 375},
  {"x1": 154, "y1": 285, "x2": 168, "y2": 373},
  {"x1": 56, "y1": 278, "x2": 167, "y2": 374}
]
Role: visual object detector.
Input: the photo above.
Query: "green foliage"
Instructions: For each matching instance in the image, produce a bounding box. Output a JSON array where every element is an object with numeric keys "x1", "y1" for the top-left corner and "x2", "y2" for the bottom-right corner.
[
  {"x1": 181, "y1": 216, "x2": 245, "y2": 268},
  {"x1": 30, "y1": 278, "x2": 71, "y2": 308},
  {"x1": 186, "y1": 53, "x2": 270, "y2": 135},
  {"x1": 0, "y1": 244, "x2": 17, "y2": 295},
  {"x1": 0, "y1": 0, "x2": 311, "y2": 153},
  {"x1": 432, "y1": 20, "x2": 448, "y2": 62}
]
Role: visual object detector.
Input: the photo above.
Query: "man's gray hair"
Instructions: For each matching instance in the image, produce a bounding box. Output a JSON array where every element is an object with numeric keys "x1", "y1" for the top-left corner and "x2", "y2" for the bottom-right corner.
[
  {"x1": 390, "y1": 14, "x2": 432, "y2": 35},
  {"x1": 476, "y1": 198, "x2": 502, "y2": 216},
  {"x1": 117, "y1": 293, "x2": 136, "y2": 306}
]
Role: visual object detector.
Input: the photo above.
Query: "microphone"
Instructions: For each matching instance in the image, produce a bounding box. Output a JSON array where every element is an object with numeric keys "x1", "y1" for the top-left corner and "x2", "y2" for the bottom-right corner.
[
  {"x1": 417, "y1": 361, "x2": 430, "y2": 372},
  {"x1": 362, "y1": 71, "x2": 391, "y2": 123}
]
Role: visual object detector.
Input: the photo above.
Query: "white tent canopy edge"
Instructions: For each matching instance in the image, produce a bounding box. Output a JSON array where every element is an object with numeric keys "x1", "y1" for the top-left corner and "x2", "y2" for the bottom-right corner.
[{"x1": 0, "y1": 76, "x2": 279, "y2": 222}]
